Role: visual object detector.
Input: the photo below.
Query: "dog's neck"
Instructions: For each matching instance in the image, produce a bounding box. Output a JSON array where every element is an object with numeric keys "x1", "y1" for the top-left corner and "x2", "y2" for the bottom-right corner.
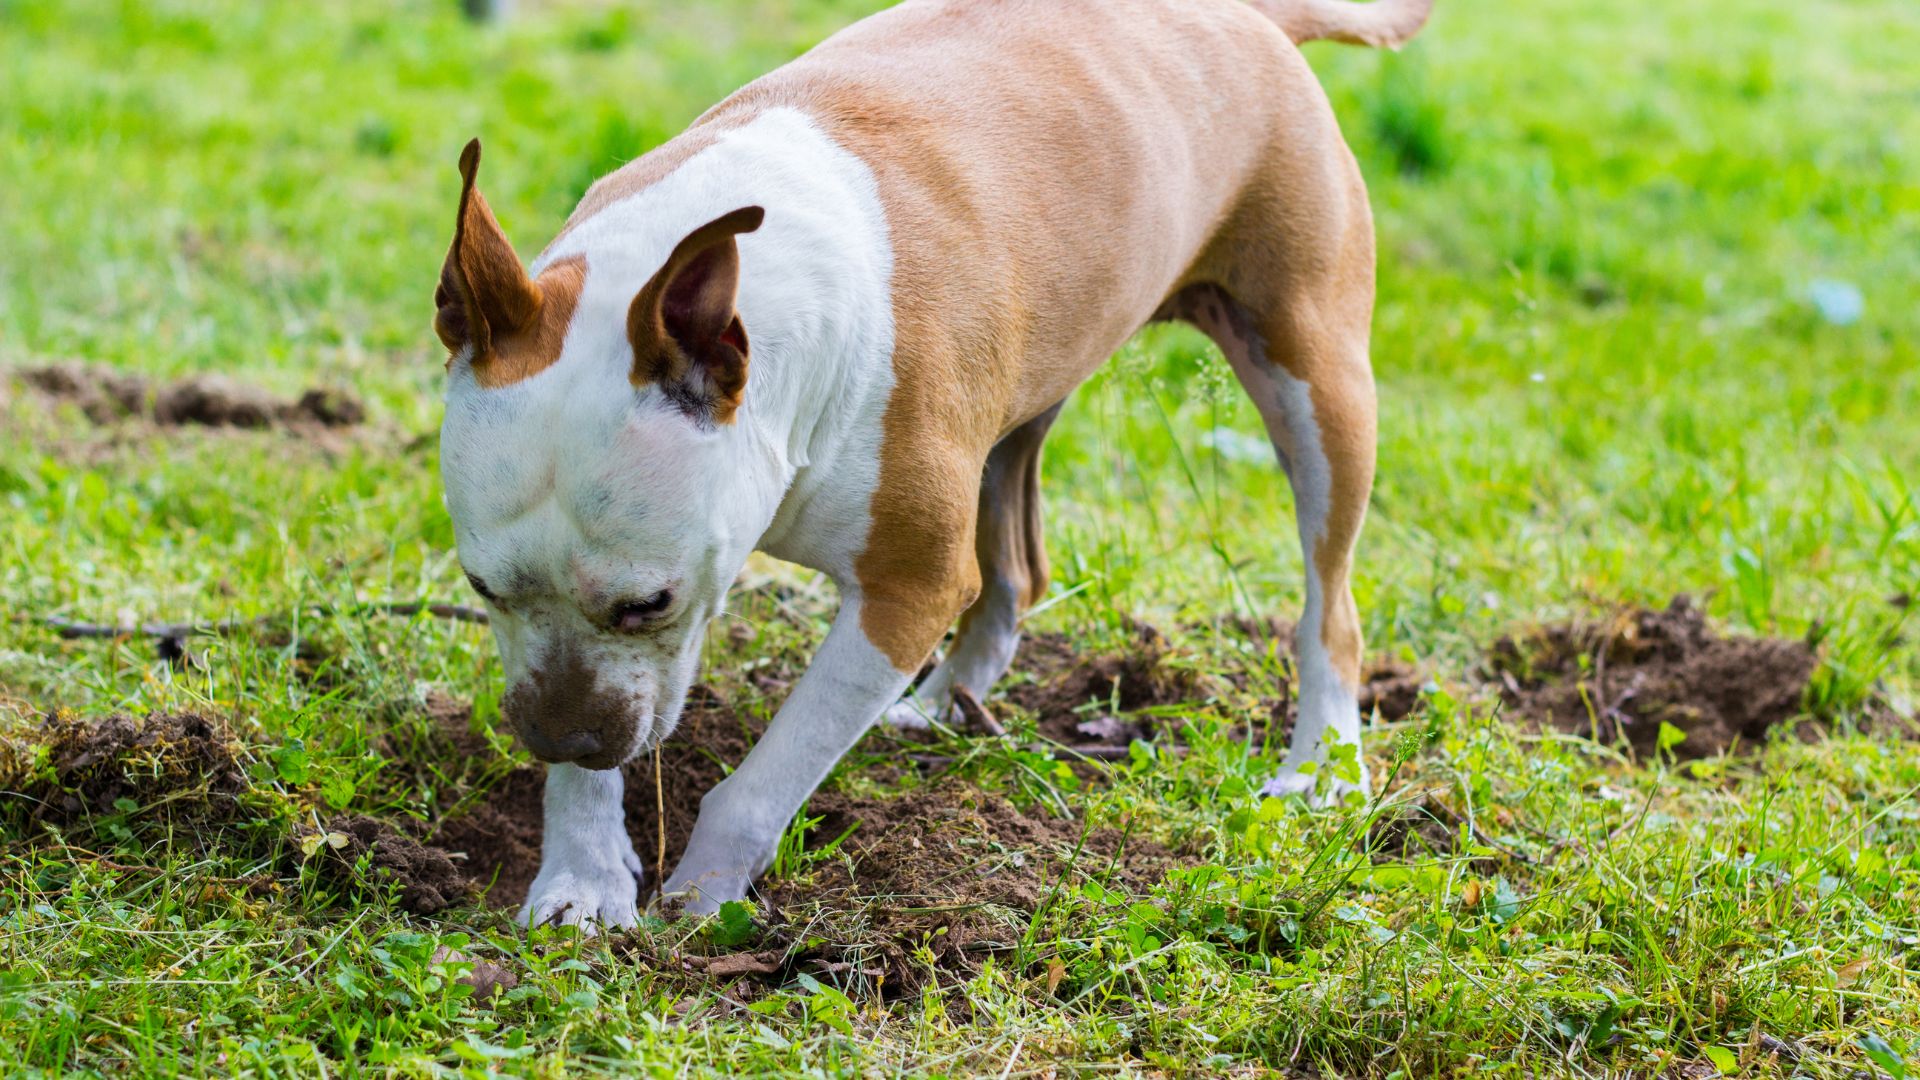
[{"x1": 523, "y1": 107, "x2": 896, "y2": 557}]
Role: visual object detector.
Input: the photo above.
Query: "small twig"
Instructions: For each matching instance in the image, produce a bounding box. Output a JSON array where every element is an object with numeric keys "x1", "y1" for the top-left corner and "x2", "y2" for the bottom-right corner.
[
  {"x1": 653, "y1": 745, "x2": 667, "y2": 894},
  {"x1": 32, "y1": 601, "x2": 488, "y2": 640},
  {"x1": 677, "y1": 951, "x2": 785, "y2": 977},
  {"x1": 371, "y1": 602, "x2": 490, "y2": 625},
  {"x1": 24, "y1": 601, "x2": 491, "y2": 662},
  {"x1": 951, "y1": 686, "x2": 1007, "y2": 738},
  {"x1": 1755, "y1": 1033, "x2": 1809, "y2": 1062}
]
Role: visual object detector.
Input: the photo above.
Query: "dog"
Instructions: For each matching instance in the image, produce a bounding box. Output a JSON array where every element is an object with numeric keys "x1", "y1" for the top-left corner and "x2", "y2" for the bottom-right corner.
[{"x1": 433, "y1": 0, "x2": 1432, "y2": 929}]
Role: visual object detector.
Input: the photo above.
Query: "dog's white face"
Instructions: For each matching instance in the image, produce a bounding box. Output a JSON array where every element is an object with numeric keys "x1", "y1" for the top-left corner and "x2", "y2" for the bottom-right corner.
[
  {"x1": 432, "y1": 140, "x2": 774, "y2": 770},
  {"x1": 442, "y1": 378, "x2": 757, "y2": 769}
]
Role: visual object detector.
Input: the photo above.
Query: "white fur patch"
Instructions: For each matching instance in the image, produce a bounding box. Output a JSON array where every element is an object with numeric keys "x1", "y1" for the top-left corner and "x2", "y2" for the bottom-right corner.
[{"x1": 520, "y1": 763, "x2": 644, "y2": 932}]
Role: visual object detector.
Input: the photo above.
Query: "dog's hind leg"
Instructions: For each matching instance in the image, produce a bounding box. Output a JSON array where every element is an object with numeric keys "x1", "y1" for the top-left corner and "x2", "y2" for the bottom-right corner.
[
  {"x1": 882, "y1": 401, "x2": 1063, "y2": 729},
  {"x1": 1163, "y1": 274, "x2": 1377, "y2": 804}
]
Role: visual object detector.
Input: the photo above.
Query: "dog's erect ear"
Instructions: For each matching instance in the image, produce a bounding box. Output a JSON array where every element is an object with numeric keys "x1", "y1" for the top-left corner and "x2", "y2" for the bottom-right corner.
[
  {"x1": 434, "y1": 138, "x2": 541, "y2": 362},
  {"x1": 627, "y1": 206, "x2": 765, "y2": 424}
]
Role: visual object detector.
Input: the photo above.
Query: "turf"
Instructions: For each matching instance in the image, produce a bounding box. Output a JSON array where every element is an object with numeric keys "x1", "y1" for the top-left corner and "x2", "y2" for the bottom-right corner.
[{"x1": 2, "y1": 0, "x2": 1917, "y2": 1074}]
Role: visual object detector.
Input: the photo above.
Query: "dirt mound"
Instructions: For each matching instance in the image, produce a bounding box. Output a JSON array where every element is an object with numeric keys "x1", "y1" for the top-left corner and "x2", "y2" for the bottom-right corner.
[
  {"x1": 1488, "y1": 596, "x2": 1818, "y2": 758},
  {"x1": 16, "y1": 363, "x2": 363, "y2": 429},
  {"x1": 761, "y1": 780, "x2": 1184, "y2": 995},
  {"x1": 312, "y1": 815, "x2": 472, "y2": 916},
  {"x1": 1, "y1": 711, "x2": 253, "y2": 827},
  {"x1": 1357, "y1": 660, "x2": 1427, "y2": 723}
]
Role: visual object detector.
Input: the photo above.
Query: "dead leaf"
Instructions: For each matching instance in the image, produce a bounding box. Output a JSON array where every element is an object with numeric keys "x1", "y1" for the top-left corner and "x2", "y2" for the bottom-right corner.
[
  {"x1": 431, "y1": 947, "x2": 519, "y2": 1003},
  {"x1": 1073, "y1": 715, "x2": 1132, "y2": 743},
  {"x1": 684, "y1": 951, "x2": 784, "y2": 978},
  {"x1": 1045, "y1": 958, "x2": 1066, "y2": 994}
]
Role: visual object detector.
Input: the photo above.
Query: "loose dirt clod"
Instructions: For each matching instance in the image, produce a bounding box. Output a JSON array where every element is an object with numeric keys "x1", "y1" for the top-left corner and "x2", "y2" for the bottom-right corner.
[
  {"x1": 14, "y1": 363, "x2": 364, "y2": 429},
  {"x1": 313, "y1": 815, "x2": 472, "y2": 916},
  {"x1": 1488, "y1": 595, "x2": 1818, "y2": 758},
  {"x1": 1007, "y1": 620, "x2": 1425, "y2": 755},
  {"x1": 0, "y1": 711, "x2": 252, "y2": 827},
  {"x1": 1358, "y1": 660, "x2": 1427, "y2": 723}
]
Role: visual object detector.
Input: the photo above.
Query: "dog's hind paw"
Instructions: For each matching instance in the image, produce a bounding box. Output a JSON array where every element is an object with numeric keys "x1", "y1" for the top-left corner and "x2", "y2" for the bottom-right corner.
[
  {"x1": 881, "y1": 696, "x2": 960, "y2": 731},
  {"x1": 1258, "y1": 767, "x2": 1366, "y2": 809}
]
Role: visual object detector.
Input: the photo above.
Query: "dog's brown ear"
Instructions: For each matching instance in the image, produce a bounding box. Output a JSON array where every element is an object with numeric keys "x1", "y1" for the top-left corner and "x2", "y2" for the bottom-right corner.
[
  {"x1": 434, "y1": 139, "x2": 541, "y2": 363},
  {"x1": 627, "y1": 206, "x2": 765, "y2": 424}
]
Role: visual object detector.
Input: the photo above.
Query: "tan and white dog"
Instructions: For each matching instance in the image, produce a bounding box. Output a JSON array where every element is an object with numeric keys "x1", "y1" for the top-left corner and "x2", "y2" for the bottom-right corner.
[{"x1": 434, "y1": 0, "x2": 1432, "y2": 928}]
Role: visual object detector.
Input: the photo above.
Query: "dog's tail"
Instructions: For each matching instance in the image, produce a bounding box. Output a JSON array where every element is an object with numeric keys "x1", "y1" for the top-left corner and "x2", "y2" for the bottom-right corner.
[{"x1": 1249, "y1": 0, "x2": 1433, "y2": 48}]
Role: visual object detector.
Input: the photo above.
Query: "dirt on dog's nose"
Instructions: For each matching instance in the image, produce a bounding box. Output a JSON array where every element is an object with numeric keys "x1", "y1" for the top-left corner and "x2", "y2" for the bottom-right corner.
[{"x1": 501, "y1": 642, "x2": 644, "y2": 771}]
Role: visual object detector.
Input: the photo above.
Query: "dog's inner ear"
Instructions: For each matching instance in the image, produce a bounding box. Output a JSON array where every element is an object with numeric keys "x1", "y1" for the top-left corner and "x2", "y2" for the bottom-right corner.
[
  {"x1": 627, "y1": 206, "x2": 765, "y2": 424},
  {"x1": 434, "y1": 139, "x2": 584, "y2": 387}
]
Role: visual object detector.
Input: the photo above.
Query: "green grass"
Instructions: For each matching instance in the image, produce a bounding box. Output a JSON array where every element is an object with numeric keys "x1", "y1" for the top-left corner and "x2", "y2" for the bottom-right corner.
[{"x1": 3, "y1": 0, "x2": 1918, "y2": 1074}]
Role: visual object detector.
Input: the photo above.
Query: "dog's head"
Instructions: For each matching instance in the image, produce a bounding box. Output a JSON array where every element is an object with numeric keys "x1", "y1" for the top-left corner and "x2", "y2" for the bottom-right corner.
[{"x1": 433, "y1": 140, "x2": 771, "y2": 769}]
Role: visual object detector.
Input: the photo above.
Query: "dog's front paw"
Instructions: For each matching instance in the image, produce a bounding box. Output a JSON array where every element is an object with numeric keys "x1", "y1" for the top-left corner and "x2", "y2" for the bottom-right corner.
[
  {"x1": 659, "y1": 867, "x2": 749, "y2": 917},
  {"x1": 1259, "y1": 766, "x2": 1367, "y2": 809},
  {"x1": 519, "y1": 842, "x2": 644, "y2": 934}
]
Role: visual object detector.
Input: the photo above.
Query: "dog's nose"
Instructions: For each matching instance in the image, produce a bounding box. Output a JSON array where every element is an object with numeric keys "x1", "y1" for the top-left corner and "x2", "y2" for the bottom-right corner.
[{"x1": 518, "y1": 726, "x2": 604, "y2": 764}]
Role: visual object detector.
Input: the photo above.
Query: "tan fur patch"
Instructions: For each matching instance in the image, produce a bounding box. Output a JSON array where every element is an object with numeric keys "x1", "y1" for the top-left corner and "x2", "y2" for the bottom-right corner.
[
  {"x1": 435, "y1": 139, "x2": 591, "y2": 389},
  {"x1": 701, "y1": 0, "x2": 1330, "y2": 670},
  {"x1": 470, "y1": 255, "x2": 588, "y2": 389},
  {"x1": 769, "y1": 0, "x2": 1386, "y2": 671}
]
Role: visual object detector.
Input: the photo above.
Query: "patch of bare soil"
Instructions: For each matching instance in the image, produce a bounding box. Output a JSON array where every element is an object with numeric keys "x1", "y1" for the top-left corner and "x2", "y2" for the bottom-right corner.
[
  {"x1": 424, "y1": 685, "x2": 753, "y2": 910},
  {"x1": 1487, "y1": 595, "x2": 1818, "y2": 758},
  {"x1": 1007, "y1": 622, "x2": 1217, "y2": 746},
  {"x1": 420, "y1": 685, "x2": 1191, "y2": 995},
  {"x1": 1006, "y1": 620, "x2": 1426, "y2": 754},
  {"x1": 0, "y1": 711, "x2": 252, "y2": 828},
  {"x1": 15, "y1": 362, "x2": 363, "y2": 429}
]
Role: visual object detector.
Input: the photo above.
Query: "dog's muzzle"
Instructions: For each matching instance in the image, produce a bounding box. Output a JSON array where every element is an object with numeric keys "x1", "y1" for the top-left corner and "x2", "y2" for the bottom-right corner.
[{"x1": 502, "y1": 643, "x2": 648, "y2": 771}]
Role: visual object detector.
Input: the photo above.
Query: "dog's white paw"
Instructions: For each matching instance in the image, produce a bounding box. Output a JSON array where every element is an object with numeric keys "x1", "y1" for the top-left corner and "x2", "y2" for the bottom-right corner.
[
  {"x1": 518, "y1": 840, "x2": 644, "y2": 935},
  {"x1": 659, "y1": 868, "x2": 749, "y2": 917},
  {"x1": 881, "y1": 696, "x2": 962, "y2": 731},
  {"x1": 1259, "y1": 766, "x2": 1367, "y2": 809},
  {"x1": 880, "y1": 698, "x2": 936, "y2": 730}
]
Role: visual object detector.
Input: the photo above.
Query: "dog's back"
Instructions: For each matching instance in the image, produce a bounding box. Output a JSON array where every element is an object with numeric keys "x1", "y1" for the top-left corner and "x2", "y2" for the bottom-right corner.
[{"x1": 695, "y1": 0, "x2": 1425, "y2": 434}]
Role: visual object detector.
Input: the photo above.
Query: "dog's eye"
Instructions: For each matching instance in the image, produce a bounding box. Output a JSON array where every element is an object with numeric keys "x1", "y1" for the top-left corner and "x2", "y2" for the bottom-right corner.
[
  {"x1": 612, "y1": 591, "x2": 673, "y2": 632},
  {"x1": 465, "y1": 572, "x2": 499, "y2": 604}
]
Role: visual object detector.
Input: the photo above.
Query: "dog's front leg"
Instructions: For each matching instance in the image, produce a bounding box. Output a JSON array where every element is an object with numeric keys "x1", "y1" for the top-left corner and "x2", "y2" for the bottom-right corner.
[
  {"x1": 662, "y1": 594, "x2": 927, "y2": 914},
  {"x1": 519, "y1": 763, "x2": 646, "y2": 932}
]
